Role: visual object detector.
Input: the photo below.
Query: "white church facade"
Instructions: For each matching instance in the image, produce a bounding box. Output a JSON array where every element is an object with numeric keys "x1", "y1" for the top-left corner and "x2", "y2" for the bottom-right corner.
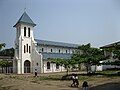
[{"x1": 13, "y1": 12, "x2": 78, "y2": 74}]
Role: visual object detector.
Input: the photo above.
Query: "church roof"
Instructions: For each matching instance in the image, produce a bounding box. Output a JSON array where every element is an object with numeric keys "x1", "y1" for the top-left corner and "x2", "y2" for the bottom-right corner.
[
  {"x1": 41, "y1": 52, "x2": 72, "y2": 59},
  {"x1": 35, "y1": 39, "x2": 79, "y2": 48},
  {"x1": 13, "y1": 12, "x2": 36, "y2": 27}
]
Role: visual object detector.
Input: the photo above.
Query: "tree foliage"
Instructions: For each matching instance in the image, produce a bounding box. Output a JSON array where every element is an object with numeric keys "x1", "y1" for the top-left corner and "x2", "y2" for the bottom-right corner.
[
  {"x1": 48, "y1": 43, "x2": 106, "y2": 74},
  {"x1": 72, "y1": 43, "x2": 106, "y2": 73},
  {"x1": 101, "y1": 44, "x2": 120, "y2": 66},
  {"x1": 0, "y1": 43, "x2": 6, "y2": 51},
  {"x1": 50, "y1": 58, "x2": 75, "y2": 75},
  {"x1": 0, "y1": 48, "x2": 14, "y2": 57},
  {"x1": 72, "y1": 43, "x2": 105, "y2": 65},
  {"x1": 0, "y1": 60, "x2": 12, "y2": 67}
]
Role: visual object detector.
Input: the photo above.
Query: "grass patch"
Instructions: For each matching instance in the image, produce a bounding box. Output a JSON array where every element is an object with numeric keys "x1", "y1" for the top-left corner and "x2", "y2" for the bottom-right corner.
[{"x1": 38, "y1": 75, "x2": 62, "y2": 80}]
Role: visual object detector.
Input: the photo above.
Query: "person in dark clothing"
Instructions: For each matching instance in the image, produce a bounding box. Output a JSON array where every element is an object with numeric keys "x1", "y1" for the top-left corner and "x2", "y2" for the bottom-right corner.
[
  {"x1": 71, "y1": 74, "x2": 79, "y2": 87},
  {"x1": 71, "y1": 73, "x2": 75, "y2": 87},
  {"x1": 82, "y1": 81, "x2": 89, "y2": 90},
  {"x1": 35, "y1": 69, "x2": 37, "y2": 77},
  {"x1": 74, "y1": 74, "x2": 79, "y2": 87}
]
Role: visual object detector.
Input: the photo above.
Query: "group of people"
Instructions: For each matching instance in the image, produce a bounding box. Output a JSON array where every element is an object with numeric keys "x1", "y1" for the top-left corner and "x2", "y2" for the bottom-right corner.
[
  {"x1": 71, "y1": 73, "x2": 89, "y2": 90},
  {"x1": 71, "y1": 73, "x2": 79, "y2": 87},
  {"x1": 35, "y1": 70, "x2": 89, "y2": 89}
]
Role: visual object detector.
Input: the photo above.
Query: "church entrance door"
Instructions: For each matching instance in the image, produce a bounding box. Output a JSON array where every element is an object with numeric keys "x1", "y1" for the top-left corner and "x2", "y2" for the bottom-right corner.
[{"x1": 24, "y1": 60, "x2": 31, "y2": 73}]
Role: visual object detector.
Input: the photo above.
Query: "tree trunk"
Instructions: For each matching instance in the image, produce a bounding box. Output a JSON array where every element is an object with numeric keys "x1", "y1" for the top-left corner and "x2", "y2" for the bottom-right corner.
[
  {"x1": 6, "y1": 67, "x2": 7, "y2": 74},
  {"x1": 66, "y1": 67, "x2": 69, "y2": 75},
  {"x1": 85, "y1": 63, "x2": 91, "y2": 74},
  {"x1": 78, "y1": 64, "x2": 81, "y2": 71}
]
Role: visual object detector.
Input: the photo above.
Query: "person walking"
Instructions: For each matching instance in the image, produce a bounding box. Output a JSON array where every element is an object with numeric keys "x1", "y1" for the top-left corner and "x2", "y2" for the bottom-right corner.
[
  {"x1": 71, "y1": 73, "x2": 75, "y2": 87},
  {"x1": 71, "y1": 73, "x2": 79, "y2": 87},
  {"x1": 35, "y1": 69, "x2": 37, "y2": 77},
  {"x1": 74, "y1": 74, "x2": 79, "y2": 87}
]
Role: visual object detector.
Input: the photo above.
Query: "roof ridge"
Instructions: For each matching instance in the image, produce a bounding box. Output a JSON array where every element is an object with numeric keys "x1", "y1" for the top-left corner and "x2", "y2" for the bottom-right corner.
[
  {"x1": 35, "y1": 39, "x2": 78, "y2": 45},
  {"x1": 13, "y1": 12, "x2": 36, "y2": 27},
  {"x1": 35, "y1": 39, "x2": 79, "y2": 48}
]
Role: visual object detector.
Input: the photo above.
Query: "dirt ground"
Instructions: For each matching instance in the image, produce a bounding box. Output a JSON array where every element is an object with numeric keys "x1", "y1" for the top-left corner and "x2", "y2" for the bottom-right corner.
[{"x1": 0, "y1": 73, "x2": 120, "y2": 90}]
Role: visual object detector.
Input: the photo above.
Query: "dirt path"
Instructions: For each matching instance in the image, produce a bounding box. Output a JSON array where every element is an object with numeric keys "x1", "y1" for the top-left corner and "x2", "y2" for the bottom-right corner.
[{"x1": 0, "y1": 74, "x2": 120, "y2": 90}]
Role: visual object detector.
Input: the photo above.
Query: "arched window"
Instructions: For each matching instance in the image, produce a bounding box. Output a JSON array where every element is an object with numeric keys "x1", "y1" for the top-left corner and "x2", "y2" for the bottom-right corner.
[
  {"x1": 47, "y1": 62, "x2": 50, "y2": 69},
  {"x1": 24, "y1": 60, "x2": 31, "y2": 73},
  {"x1": 42, "y1": 48, "x2": 44, "y2": 52},
  {"x1": 51, "y1": 49, "x2": 52, "y2": 52},
  {"x1": 66, "y1": 50, "x2": 67, "y2": 53},
  {"x1": 59, "y1": 49, "x2": 60, "y2": 53},
  {"x1": 56, "y1": 63, "x2": 59, "y2": 69}
]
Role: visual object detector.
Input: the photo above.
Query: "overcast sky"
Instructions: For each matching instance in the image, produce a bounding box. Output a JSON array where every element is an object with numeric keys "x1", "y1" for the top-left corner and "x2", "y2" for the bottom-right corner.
[{"x1": 0, "y1": 0, "x2": 120, "y2": 48}]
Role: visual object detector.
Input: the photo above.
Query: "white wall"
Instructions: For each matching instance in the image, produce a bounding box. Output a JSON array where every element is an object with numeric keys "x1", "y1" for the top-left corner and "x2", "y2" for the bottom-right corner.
[
  {"x1": 96, "y1": 59, "x2": 120, "y2": 71},
  {"x1": 14, "y1": 24, "x2": 36, "y2": 74},
  {"x1": 37, "y1": 45, "x2": 75, "y2": 54},
  {"x1": 43, "y1": 61, "x2": 66, "y2": 73}
]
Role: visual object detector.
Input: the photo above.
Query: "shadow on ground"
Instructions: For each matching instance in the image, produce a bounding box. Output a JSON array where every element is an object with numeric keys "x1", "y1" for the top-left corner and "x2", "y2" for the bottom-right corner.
[{"x1": 90, "y1": 82, "x2": 120, "y2": 90}]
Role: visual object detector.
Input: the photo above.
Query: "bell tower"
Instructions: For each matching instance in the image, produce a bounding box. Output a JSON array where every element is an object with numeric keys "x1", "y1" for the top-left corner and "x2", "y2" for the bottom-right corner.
[{"x1": 13, "y1": 12, "x2": 36, "y2": 74}]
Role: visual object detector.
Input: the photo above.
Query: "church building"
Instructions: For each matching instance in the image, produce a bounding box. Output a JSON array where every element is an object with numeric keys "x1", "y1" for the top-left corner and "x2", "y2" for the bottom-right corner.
[{"x1": 13, "y1": 12, "x2": 78, "y2": 74}]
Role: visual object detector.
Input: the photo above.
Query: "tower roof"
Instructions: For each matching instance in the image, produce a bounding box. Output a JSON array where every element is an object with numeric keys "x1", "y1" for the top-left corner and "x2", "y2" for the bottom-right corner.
[{"x1": 13, "y1": 12, "x2": 36, "y2": 27}]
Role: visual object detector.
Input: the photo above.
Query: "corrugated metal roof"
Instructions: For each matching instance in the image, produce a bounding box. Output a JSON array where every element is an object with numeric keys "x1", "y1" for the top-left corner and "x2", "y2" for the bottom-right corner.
[
  {"x1": 35, "y1": 39, "x2": 78, "y2": 48},
  {"x1": 100, "y1": 41, "x2": 120, "y2": 49},
  {"x1": 13, "y1": 12, "x2": 36, "y2": 27},
  {"x1": 41, "y1": 52, "x2": 72, "y2": 59}
]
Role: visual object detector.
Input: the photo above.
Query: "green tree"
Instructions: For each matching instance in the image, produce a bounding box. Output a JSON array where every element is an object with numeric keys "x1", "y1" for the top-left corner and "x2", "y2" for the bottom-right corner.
[
  {"x1": 0, "y1": 48, "x2": 14, "y2": 57},
  {"x1": 0, "y1": 43, "x2": 6, "y2": 51},
  {"x1": 0, "y1": 60, "x2": 12, "y2": 73},
  {"x1": 72, "y1": 43, "x2": 105, "y2": 74},
  {"x1": 102, "y1": 44, "x2": 120, "y2": 66},
  {"x1": 51, "y1": 58, "x2": 74, "y2": 75}
]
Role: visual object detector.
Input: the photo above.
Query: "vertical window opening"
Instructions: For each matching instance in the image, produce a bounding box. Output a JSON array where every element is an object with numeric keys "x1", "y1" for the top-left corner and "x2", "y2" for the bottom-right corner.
[
  {"x1": 47, "y1": 62, "x2": 50, "y2": 69},
  {"x1": 56, "y1": 63, "x2": 59, "y2": 69},
  {"x1": 28, "y1": 28, "x2": 30, "y2": 37},
  {"x1": 24, "y1": 27, "x2": 26, "y2": 36},
  {"x1": 24, "y1": 45, "x2": 26, "y2": 53},
  {"x1": 59, "y1": 49, "x2": 60, "y2": 53},
  {"x1": 29, "y1": 46, "x2": 31, "y2": 53},
  {"x1": 42, "y1": 48, "x2": 44, "y2": 52},
  {"x1": 27, "y1": 44, "x2": 28, "y2": 52},
  {"x1": 51, "y1": 49, "x2": 52, "y2": 52},
  {"x1": 66, "y1": 50, "x2": 67, "y2": 53}
]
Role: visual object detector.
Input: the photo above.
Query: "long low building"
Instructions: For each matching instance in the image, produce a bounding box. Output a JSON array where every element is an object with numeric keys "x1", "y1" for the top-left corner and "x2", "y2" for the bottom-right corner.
[
  {"x1": 96, "y1": 41, "x2": 120, "y2": 71},
  {"x1": 35, "y1": 39, "x2": 78, "y2": 73}
]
